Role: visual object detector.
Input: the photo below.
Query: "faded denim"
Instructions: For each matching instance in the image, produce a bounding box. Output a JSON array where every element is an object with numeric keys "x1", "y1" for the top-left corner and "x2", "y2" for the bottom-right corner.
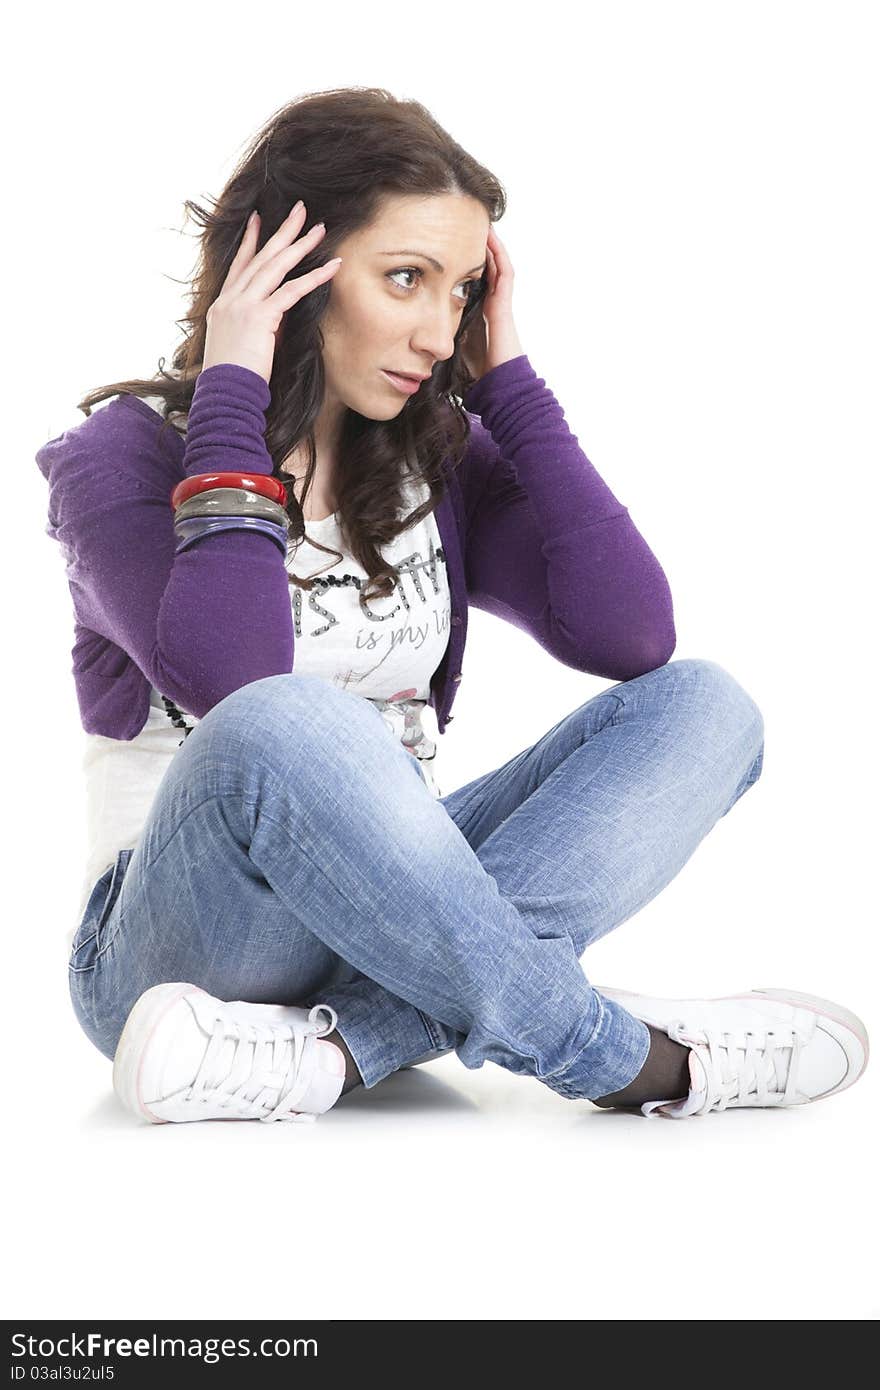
[{"x1": 68, "y1": 658, "x2": 765, "y2": 1101}]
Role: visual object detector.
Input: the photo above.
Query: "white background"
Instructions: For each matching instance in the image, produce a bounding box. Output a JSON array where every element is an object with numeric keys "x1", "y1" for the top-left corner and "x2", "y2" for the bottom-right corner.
[{"x1": 7, "y1": 0, "x2": 878, "y2": 1322}]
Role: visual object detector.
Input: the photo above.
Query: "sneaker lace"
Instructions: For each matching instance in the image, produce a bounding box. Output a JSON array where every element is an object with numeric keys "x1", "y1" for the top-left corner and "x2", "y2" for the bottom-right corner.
[
  {"x1": 669, "y1": 1018, "x2": 805, "y2": 1111},
  {"x1": 188, "y1": 1003, "x2": 338, "y2": 1123}
]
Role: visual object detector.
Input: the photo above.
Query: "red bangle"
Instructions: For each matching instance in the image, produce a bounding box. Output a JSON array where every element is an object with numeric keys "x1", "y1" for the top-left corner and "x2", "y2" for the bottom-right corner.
[{"x1": 170, "y1": 471, "x2": 288, "y2": 511}]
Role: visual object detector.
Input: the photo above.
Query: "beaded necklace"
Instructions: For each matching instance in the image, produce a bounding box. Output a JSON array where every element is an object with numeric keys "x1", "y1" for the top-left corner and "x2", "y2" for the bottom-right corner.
[{"x1": 160, "y1": 694, "x2": 194, "y2": 748}]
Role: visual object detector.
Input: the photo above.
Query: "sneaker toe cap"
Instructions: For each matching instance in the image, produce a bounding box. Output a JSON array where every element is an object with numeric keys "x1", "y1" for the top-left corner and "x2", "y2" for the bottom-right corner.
[{"x1": 801, "y1": 1020, "x2": 868, "y2": 1098}]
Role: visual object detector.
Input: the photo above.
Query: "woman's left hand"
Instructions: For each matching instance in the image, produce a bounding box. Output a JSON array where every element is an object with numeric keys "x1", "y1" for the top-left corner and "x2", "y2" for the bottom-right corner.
[{"x1": 459, "y1": 225, "x2": 525, "y2": 384}]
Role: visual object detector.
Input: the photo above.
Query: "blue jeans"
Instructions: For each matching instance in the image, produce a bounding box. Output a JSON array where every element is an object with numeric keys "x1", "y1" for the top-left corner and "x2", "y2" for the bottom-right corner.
[{"x1": 68, "y1": 658, "x2": 765, "y2": 1101}]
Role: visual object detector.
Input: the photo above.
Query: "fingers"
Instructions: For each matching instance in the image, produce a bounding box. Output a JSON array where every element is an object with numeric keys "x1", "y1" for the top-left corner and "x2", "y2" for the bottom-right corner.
[
  {"x1": 278, "y1": 255, "x2": 343, "y2": 308},
  {"x1": 487, "y1": 226, "x2": 512, "y2": 278},
  {"x1": 222, "y1": 209, "x2": 268, "y2": 290},
  {"x1": 245, "y1": 219, "x2": 329, "y2": 302},
  {"x1": 223, "y1": 201, "x2": 307, "y2": 296},
  {"x1": 235, "y1": 203, "x2": 308, "y2": 293}
]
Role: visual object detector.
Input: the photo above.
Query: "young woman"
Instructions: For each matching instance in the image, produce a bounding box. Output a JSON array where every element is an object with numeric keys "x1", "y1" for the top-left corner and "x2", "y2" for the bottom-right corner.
[{"x1": 38, "y1": 87, "x2": 868, "y2": 1126}]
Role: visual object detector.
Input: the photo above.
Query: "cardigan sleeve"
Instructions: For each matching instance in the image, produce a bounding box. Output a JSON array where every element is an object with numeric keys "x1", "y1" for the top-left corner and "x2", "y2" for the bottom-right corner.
[
  {"x1": 34, "y1": 364, "x2": 295, "y2": 734},
  {"x1": 460, "y1": 355, "x2": 677, "y2": 682}
]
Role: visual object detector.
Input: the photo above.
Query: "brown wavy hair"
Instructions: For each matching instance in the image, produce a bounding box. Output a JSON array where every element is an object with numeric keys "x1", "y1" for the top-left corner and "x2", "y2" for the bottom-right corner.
[{"x1": 75, "y1": 86, "x2": 506, "y2": 601}]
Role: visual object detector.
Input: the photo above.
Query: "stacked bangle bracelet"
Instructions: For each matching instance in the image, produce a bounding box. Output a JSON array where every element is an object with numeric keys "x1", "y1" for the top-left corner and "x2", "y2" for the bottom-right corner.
[{"x1": 169, "y1": 470, "x2": 292, "y2": 557}]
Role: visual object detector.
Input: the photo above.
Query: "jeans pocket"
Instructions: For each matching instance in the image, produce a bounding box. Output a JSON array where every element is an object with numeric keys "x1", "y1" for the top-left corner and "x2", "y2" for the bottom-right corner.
[{"x1": 69, "y1": 848, "x2": 134, "y2": 971}]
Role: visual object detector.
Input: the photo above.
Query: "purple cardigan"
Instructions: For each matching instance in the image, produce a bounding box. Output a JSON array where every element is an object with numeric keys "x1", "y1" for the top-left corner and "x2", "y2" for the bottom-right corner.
[{"x1": 35, "y1": 354, "x2": 676, "y2": 740}]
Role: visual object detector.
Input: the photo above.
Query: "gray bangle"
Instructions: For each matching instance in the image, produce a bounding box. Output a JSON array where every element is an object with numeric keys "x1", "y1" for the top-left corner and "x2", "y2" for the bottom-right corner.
[{"x1": 174, "y1": 486, "x2": 290, "y2": 529}]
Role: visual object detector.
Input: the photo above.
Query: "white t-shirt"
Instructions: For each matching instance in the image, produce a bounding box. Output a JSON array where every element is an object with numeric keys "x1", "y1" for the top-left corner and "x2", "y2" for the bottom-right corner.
[{"x1": 70, "y1": 399, "x2": 451, "y2": 949}]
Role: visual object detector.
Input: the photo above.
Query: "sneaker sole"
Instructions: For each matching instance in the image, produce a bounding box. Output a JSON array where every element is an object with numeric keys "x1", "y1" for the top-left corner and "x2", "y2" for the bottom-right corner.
[
  {"x1": 113, "y1": 982, "x2": 208, "y2": 1123},
  {"x1": 598, "y1": 985, "x2": 869, "y2": 1097}
]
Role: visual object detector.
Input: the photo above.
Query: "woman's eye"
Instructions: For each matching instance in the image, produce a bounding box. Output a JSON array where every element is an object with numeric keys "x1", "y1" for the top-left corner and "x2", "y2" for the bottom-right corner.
[
  {"x1": 387, "y1": 268, "x2": 420, "y2": 292},
  {"x1": 387, "y1": 267, "x2": 475, "y2": 305}
]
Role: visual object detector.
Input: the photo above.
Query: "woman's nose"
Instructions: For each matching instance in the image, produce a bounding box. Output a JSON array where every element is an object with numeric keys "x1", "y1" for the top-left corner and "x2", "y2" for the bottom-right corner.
[{"x1": 411, "y1": 335, "x2": 456, "y2": 364}]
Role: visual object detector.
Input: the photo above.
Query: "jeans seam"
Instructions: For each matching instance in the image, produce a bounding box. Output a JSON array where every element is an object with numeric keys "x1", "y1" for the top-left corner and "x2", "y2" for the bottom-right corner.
[
  {"x1": 69, "y1": 930, "x2": 98, "y2": 960},
  {"x1": 416, "y1": 1011, "x2": 446, "y2": 1052},
  {"x1": 136, "y1": 790, "x2": 269, "y2": 873}
]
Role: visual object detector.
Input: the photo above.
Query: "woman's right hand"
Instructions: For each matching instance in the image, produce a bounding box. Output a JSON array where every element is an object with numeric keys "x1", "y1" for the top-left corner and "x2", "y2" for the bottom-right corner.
[{"x1": 202, "y1": 203, "x2": 342, "y2": 385}]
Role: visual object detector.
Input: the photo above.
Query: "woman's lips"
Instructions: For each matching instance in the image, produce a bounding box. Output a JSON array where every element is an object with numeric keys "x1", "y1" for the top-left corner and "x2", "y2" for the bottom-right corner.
[{"x1": 381, "y1": 370, "x2": 422, "y2": 396}]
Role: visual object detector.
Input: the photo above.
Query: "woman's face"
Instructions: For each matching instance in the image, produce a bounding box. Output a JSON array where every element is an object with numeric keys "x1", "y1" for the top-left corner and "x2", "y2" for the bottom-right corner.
[{"x1": 319, "y1": 192, "x2": 490, "y2": 419}]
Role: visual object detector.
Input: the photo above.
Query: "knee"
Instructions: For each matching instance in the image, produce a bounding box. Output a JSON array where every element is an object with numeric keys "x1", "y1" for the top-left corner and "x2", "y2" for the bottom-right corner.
[
  {"x1": 210, "y1": 670, "x2": 371, "y2": 722},
  {"x1": 198, "y1": 672, "x2": 386, "y2": 771},
  {"x1": 663, "y1": 658, "x2": 764, "y2": 762}
]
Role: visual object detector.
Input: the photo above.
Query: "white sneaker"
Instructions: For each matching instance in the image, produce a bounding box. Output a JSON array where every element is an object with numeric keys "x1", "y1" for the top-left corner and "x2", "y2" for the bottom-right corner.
[
  {"x1": 112, "y1": 982, "x2": 346, "y2": 1124},
  {"x1": 596, "y1": 986, "x2": 869, "y2": 1118}
]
